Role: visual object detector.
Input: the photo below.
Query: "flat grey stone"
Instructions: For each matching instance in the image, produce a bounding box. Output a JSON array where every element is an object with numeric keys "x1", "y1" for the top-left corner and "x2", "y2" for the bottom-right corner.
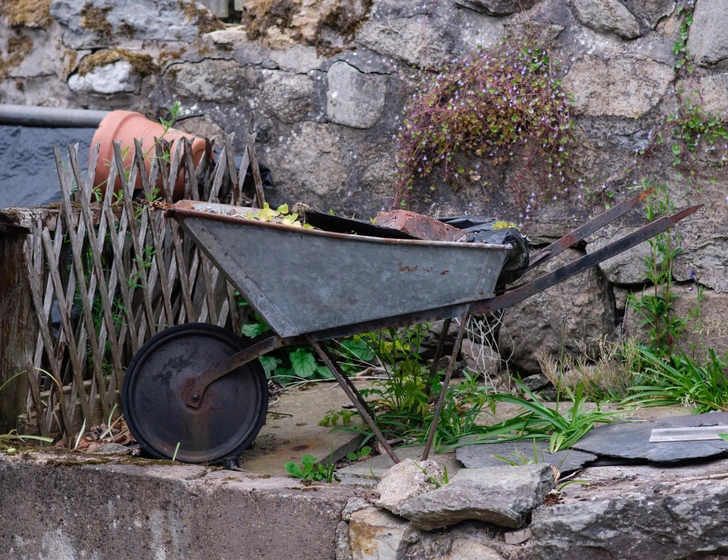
[
  {"x1": 572, "y1": 412, "x2": 728, "y2": 463},
  {"x1": 456, "y1": 439, "x2": 596, "y2": 473},
  {"x1": 399, "y1": 464, "x2": 555, "y2": 530},
  {"x1": 531, "y1": 466, "x2": 728, "y2": 559}
]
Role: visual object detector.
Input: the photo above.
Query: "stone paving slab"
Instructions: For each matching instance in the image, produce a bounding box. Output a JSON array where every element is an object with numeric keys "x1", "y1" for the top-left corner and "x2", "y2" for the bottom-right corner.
[
  {"x1": 456, "y1": 439, "x2": 597, "y2": 473},
  {"x1": 573, "y1": 411, "x2": 728, "y2": 462},
  {"x1": 237, "y1": 380, "x2": 369, "y2": 476}
]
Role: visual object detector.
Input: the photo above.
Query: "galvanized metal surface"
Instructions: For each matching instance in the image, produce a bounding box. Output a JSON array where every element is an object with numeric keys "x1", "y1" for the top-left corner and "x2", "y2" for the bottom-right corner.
[
  {"x1": 169, "y1": 201, "x2": 512, "y2": 338},
  {"x1": 526, "y1": 187, "x2": 654, "y2": 271}
]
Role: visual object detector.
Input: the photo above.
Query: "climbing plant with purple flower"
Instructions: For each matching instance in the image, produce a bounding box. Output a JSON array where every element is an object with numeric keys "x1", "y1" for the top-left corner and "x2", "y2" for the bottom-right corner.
[{"x1": 393, "y1": 30, "x2": 576, "y2": 211}]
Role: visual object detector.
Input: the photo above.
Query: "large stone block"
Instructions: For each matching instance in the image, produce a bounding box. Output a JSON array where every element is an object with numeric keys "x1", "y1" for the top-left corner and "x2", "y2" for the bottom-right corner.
[
  {"x1": 164, "y1": 59, "x2": 255, "y2": 103},
  {"x1": 498, "y1": 248, "x2": 616, "y2": 374},
  {"x1": 687, "y1": 0, "x2": 728, "y2": 67},
  {"x1": 0, "y1": 452, "x2": 353, "y2": 559},
  {"x1": 260, "y1": 69, "x2": 316, "y2": 124},
  {"x1": 267, "y1": 121, "x2": 348, "y2": 198},
  {"x1": 562, "y1": 55, "x2": 674, "y2": 117},
  {"x1": 327, "y1": 61, "x2": 388, "y2": 129},
  {"x1": 531, "y1": 475, "x2": 728, "y2": 559},
  {"x1": 572, "y1": 0, "x2": 641, "y2": 39},
  {"x1": 356, "y1": 18, "x2": 453, "y2": 68},
  {"x1": 68, "y1": 60, "x2": 141, "y2": 94},
  {"x1": 375, "y1": 459, "x2": 444, "y2": 515},
  {"x1": 620, "y1": 0, "x2": 675, "y2": 29},
  {"x1": 347, "y1": 507, "x2": 410, "y2": 560},
  {"x1": 50, "y1": 0, "x2": 208, "y2": 49},
  {"x1": 398, "y1": 464, "x2": 555, "y2": 530},
  {"x1": 453, "y1": 0, "x2": 541, "y2": 16}
]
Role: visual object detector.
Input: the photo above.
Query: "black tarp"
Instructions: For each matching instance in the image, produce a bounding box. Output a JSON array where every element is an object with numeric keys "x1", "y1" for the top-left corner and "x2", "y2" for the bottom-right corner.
[{"x1": 0, "y1": 125, "x2": 95, "y2": 209}]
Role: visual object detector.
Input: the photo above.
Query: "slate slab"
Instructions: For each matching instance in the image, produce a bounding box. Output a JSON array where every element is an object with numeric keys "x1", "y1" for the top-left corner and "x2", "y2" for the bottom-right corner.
[
  {"x1": 456, "y1": 439, "x2": 597, "y2": 473},
  {"x1": 572, "y1": 412, "x2": 728, "y2": 463}
]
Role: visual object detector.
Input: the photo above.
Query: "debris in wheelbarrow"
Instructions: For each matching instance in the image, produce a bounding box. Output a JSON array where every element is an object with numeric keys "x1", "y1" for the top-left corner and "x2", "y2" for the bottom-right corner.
[
  {"x1": 122, "y1": 191, "x2": 701, "y2": 465},
  {"x1": 375, "y1": 210, "x2": 530, "y2": 287}
]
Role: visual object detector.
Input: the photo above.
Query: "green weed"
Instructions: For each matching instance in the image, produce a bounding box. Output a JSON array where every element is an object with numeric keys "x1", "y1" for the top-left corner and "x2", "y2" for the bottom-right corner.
[{"x1": 284, "y1": 453, "x2": 335, "y2": 482}]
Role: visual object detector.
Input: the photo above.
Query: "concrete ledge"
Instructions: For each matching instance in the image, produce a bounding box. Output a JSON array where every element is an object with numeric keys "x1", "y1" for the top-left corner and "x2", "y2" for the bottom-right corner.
[{"x1": 0, "y1": 451, "x2": 355, "y2": 559}]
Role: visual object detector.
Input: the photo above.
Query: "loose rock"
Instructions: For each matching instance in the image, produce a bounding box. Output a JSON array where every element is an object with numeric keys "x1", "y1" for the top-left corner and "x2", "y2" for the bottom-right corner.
[
  {"x1": 398, "y1": 464, "x2": 555, "y2": 530},
  {"x1": 347, "y1": 506, "x2": 410, "y2": 560},
  {"x1": 375, "y1": 458, "x2": 444, "y2": 515}
]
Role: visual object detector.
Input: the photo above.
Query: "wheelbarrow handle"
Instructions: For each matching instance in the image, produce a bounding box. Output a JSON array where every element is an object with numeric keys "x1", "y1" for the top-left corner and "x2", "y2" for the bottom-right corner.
[
  {"x1": 471, "y1": 203, "x2": 702, "y2": 316},
  {"x1": 526, "y1": 187, "x2": 655, "y2": 272}
]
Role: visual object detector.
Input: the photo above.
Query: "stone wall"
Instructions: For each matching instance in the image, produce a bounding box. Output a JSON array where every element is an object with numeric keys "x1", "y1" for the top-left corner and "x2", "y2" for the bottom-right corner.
[{"x1": 1, "y1": 0, "x2": 726, "y2": 374}]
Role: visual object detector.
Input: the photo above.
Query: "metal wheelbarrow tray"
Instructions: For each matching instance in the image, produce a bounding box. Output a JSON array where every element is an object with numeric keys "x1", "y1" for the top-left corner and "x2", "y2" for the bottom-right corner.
[{"x1": 122, "y1": 194, "x2": 701, "y2": 464}]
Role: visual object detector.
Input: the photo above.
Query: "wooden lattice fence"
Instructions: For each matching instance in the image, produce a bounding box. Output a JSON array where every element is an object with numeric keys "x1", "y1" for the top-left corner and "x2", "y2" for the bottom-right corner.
[{"x1": 17, "y1": 136, "x2": 264, "y2": 442}]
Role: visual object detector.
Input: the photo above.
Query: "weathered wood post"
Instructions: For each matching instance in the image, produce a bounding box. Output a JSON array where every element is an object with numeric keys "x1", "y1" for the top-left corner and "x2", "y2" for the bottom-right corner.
[{"x1": 0, "y1": 209, "x2": 37, "y2": 433}]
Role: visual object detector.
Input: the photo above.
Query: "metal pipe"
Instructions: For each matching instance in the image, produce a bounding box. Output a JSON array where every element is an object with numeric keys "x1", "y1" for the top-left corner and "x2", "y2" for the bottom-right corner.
[{"x1": 0, "y1": 104, "x2": 110, "y2": 128}]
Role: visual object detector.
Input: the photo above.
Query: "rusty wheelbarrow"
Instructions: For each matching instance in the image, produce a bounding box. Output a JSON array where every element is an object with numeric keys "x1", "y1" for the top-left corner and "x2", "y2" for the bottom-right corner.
[{"x1": 121, "y1": 191, "x2": 700, "y2": 464}]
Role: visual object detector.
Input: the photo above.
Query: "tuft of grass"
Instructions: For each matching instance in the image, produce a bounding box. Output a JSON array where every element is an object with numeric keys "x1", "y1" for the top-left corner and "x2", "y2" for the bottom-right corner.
[{"x1": 622, "y1": 346, "x2": 728, "y2": 414}]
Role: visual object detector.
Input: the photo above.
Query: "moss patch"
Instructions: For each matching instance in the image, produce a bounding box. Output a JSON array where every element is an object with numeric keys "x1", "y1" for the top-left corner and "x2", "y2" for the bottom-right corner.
[
  {"x1": 78, "y1": 48, "x2": 158, "y2": 77},
  {"x1": 319, "y1": 0, "x2": 372, "y2": 40},
  {"x1": 80, "y1": 1, "x2": 113, "y2": 40},
  {"x1": 242, "y1": 0, "x2": 296, "y2": 42},
  {"x1": 179, "y1": 1, "x2": 224, "y2": 35},
  {"x1": 0, "y1": 0, "x2": 52, "y2": 29},
  {"x1": 0, "y1": 34, "x2": 33, "y2": 80},
  {"x1": 241, "y1": 0, "x2": 372, "y2": 51}
]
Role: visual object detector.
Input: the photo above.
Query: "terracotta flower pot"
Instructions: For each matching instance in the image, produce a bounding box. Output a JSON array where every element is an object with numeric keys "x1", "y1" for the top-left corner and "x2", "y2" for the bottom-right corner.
[{"x1": 90, "y1": 110, "x2": 206, "y2": 200}]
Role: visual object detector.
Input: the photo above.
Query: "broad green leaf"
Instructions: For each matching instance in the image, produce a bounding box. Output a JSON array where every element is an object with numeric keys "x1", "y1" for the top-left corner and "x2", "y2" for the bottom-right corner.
[
  {"x1": 284, "y1": 462, "x2": 302, "y2": 477},
  {"x1": 241, "y1": 322, "x2": 269, "y2": 338},
  {"x1": 290, "y1": 349, "x2": 318, "y2": 378}
]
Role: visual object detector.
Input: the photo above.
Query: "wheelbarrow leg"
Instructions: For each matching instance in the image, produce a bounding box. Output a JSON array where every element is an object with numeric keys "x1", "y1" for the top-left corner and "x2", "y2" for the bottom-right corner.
[
  {"x1": 422, "y1": 308, "x2": 470, "y2": 461},
  {"x1": 308, "y1": 338, "x2": 400, "y2": 464},
  {"x1": 425, "y1": 318, "x2": 452, "y2": 400}
]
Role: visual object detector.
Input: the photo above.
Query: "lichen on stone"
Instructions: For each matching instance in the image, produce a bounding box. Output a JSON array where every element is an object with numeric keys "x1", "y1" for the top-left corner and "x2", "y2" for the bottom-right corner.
[
  {"x1": 78, "y1": 48, "x2": 158, "y2": 77},
  {"x1": 0, "y1": 34, "x2": 34, "y2": 80},
  {"x1": 0, "y1": 0, "x2": 52, "y2": 29},
  {"x1": 241, "y1": 0, "x2": 372, "y2": 52},
  {"x1": 179, "y1": 1, "x2": 224, "y2": 35},
  {"x1": 80, "y1": 1, "x2": 113, "y2": 40}
]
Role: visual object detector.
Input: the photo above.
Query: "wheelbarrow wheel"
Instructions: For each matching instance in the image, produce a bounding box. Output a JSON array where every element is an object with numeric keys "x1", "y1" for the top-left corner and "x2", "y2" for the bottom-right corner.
[{"x1": 122, "y1": 323, "x2": 268, "y2": 463}]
